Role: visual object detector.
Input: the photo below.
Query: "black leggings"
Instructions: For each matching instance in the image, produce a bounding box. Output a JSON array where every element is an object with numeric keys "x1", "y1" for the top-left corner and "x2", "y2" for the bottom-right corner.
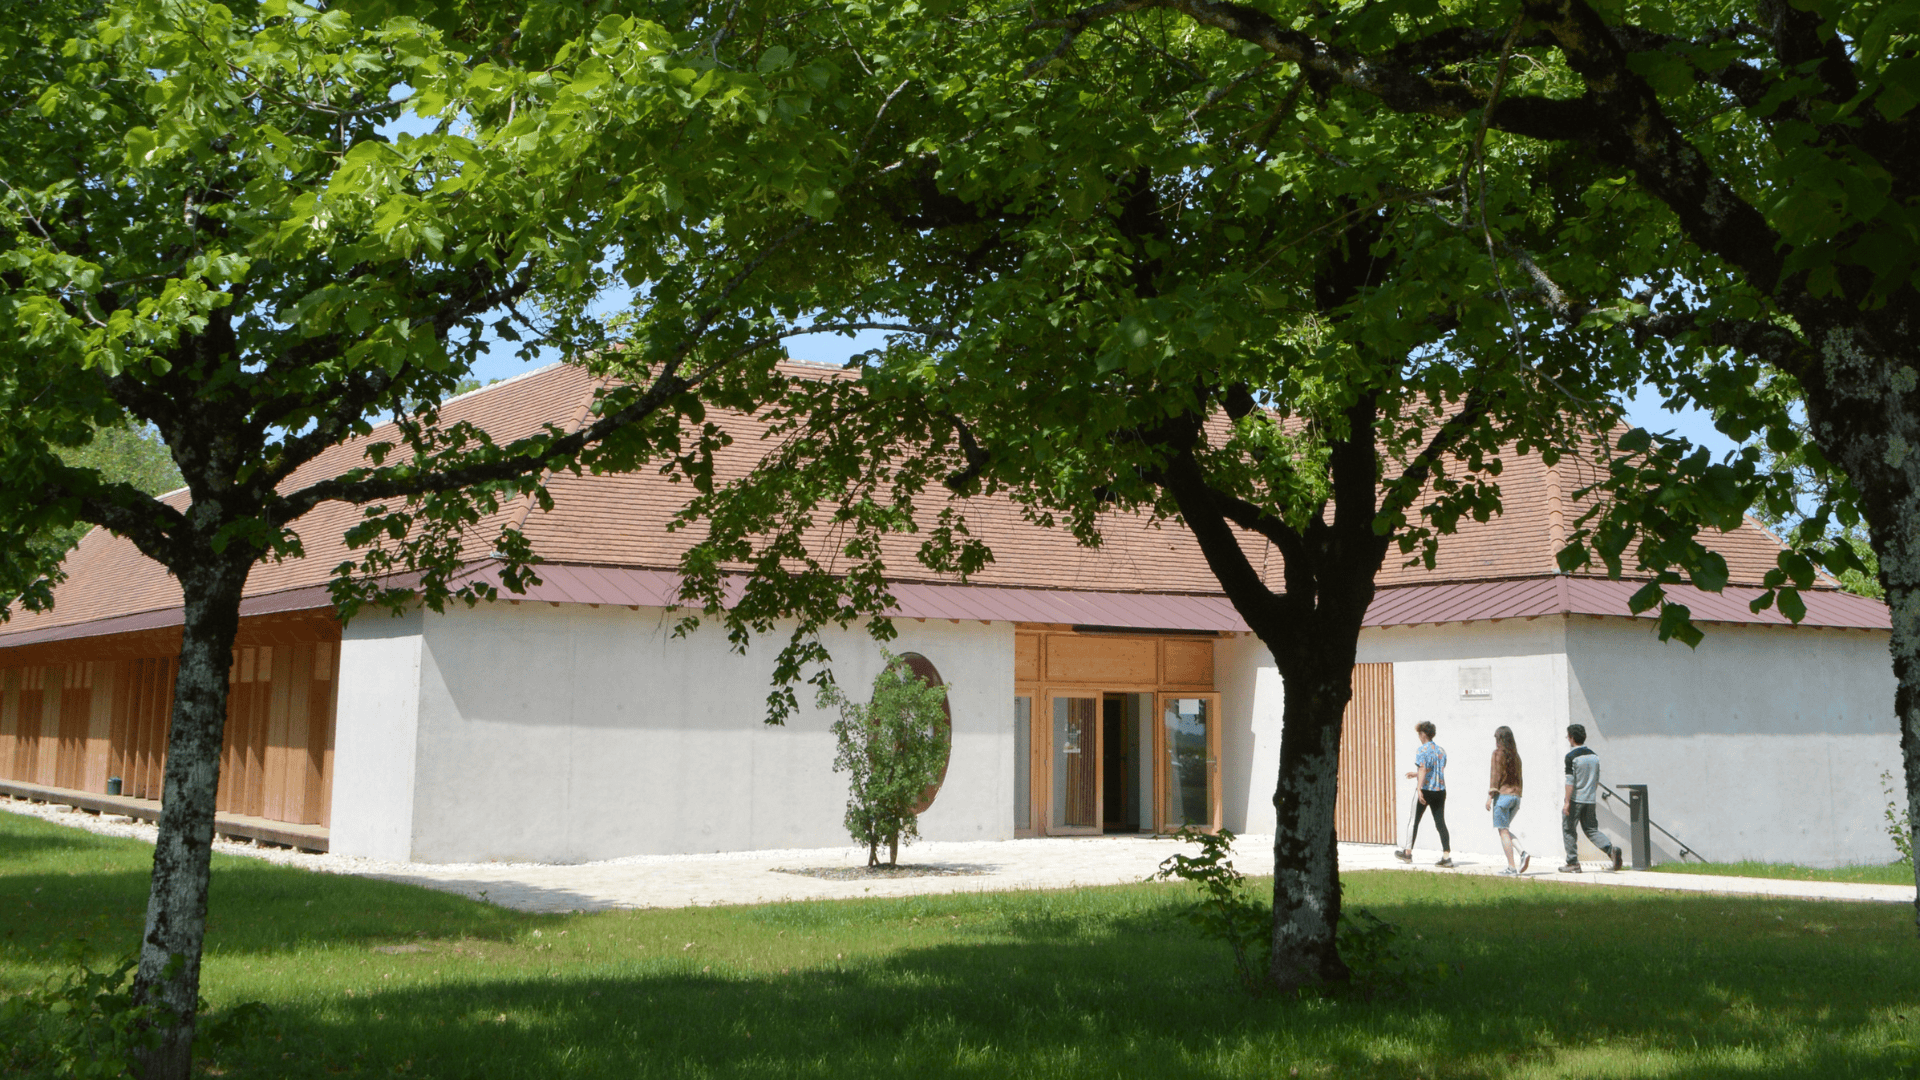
[{"x1": 1411, "y1": 789, "x2": 1451, "y2": 852}]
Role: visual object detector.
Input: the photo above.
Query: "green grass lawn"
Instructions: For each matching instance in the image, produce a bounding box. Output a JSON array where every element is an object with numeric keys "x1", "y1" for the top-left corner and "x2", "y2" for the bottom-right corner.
[
  {"x1": 1646, "y1": 859, "x2": 1916, "y2": 886},
  {"x1": 6, "y1": 809, "x2": 1920, "y2": 1079}
]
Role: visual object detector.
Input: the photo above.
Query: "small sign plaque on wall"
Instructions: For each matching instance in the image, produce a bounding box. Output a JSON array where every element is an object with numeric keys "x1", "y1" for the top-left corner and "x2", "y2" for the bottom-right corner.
[{"x1": 1458, "y1": 665, "x2": 1493, "y2": 700}]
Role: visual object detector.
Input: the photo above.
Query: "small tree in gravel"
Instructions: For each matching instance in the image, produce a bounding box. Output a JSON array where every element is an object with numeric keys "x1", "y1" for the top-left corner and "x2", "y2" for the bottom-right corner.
[{"x1": 825, "y1": 653, "x2": 951, "y2": 867}]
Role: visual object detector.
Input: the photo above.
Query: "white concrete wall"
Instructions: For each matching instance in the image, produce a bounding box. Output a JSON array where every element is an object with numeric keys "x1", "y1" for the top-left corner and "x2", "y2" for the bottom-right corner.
[
  {"x1": 1566, "y1": 618, "x2": 1900, "y2": 867},
  {"x1": 1214, "y1": 620, "x2": 1575, "y2": 852},
  {"x1": 356, "y1": 602, "x2": 1014, "y2": 863},
  {"x1": 1361, "y1": 620, "x2": 1573, "y2": 859},
  {"x1": 331, "y1": 595, "x2": 1901, "y2": 869},
  {"x1": 330, "y1": 611, "x2": 426, "y2": 862},
  {"x1": 1215, "y1": 633, "x2": 1283, "y2": 834}
]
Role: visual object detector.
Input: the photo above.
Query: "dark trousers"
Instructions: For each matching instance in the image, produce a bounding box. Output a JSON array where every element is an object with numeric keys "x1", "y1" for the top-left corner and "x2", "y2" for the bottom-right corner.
[
  {"x1": 1563, "y1": 801, "x2": 1616, "y2": 862},
  {"x1": 1410, "y1": 789, "x2": 1450, "y2": 852}
]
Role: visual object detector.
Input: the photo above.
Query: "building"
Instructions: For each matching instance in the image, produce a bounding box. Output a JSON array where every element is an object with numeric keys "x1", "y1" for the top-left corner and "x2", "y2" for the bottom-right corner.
[{"x1": 0, "y1": 364, "x2": 1898, "y2": 867}]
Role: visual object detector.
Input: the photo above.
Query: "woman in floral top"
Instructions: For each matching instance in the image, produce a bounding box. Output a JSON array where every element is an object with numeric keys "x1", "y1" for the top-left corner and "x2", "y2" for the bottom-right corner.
[{"x1": 1396, "y1": 721, "x2": 1452, "y2": 867}]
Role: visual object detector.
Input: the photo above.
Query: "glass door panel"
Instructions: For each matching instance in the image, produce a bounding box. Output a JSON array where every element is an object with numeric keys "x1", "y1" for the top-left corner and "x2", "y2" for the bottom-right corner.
[
  {"x1": 1014, "y1": 696, "x2": 1033, "y2": 833},
  {"x1": 1050, "y1": 695, "x2": 1100, "y2": 833},
  {"x1": 1160, "y1": 694, "x2": 1220, "y2": 831}
]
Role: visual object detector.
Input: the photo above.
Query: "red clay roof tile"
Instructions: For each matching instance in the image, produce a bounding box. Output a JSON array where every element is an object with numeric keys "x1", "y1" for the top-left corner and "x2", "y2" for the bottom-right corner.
[{"x1": 0, "y1": 362, "x2": 1877, "y2": 647}]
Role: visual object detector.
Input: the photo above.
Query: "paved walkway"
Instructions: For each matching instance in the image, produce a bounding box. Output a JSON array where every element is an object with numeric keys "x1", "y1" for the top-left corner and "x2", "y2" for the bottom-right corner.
[
  {"x1": 356, "y1": 837, "x2": 1915, "y2": 913},
  {"x1": 5, "y1": 799, "x2": 1912, "y2": 913}
]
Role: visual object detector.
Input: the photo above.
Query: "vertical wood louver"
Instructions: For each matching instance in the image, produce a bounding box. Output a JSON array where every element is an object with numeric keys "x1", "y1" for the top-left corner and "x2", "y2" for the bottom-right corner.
[
  {"x1": 1334, "y1": 663, "x2": 1396, "y2": 844},
  {"x1": 0, "y1": 619, "x2": 338, "y2": 828}
]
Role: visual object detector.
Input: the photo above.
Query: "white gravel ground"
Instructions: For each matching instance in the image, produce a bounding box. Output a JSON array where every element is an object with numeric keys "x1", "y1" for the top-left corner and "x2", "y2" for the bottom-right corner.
[{"x1": 5, "y1": 796, "x2": 1911, "y2": 913}]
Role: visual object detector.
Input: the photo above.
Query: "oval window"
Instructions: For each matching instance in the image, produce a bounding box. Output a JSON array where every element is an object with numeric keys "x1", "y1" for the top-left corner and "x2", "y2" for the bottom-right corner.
[{"x1": 895, "y1": 652, "x2": 953, "y2": 814}]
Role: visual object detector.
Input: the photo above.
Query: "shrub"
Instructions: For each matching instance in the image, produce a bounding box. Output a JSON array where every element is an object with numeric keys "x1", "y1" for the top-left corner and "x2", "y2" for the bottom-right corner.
[
  {"x1": 0, "y1": 944, "x2": 161, "y2": 1078},
  {"x1": 1882, "y1": 770, "x2": 1914, "y2": 868},
  {"x1": 1153, "y1": 827, "x2": 1446, "y2": 1000},
  {"x1": 822, "y1": 651, "x2": 952, "y2": 866},
  {"x1": 0, "y1": 944, "x2": 271, "y2": 1079}
]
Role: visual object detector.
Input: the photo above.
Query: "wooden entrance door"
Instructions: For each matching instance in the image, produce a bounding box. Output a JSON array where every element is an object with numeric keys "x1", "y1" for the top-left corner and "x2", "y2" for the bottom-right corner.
[
  {"x1": 1155, "y1": 692, "x2": 1221, "y2": 833},
  {"x1": 1045, "y1": 693, "x2": 1102, "y2": 835}
]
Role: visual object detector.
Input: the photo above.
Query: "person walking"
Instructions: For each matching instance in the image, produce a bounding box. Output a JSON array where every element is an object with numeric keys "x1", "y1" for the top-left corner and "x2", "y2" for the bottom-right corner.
[
  {"x1": 1486, "y1": 726, "x2": 1531, "y2": 875},
  {"x1": 1559, "y1": 724, "x2": 1625, "y2": 872},
  {"x1": 1395, "y1": 721, "x2": 1453, "y2": 867}
]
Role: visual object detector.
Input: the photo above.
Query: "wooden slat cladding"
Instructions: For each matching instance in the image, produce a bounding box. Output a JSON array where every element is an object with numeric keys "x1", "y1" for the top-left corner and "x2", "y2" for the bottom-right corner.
[
  {"x1": 52, "y1": 664, "x2": 94, "y2": 791},
  {"x1": 83, "y1": 662, "x2": 115, "y2": 793},
  {"x1": 0, "y1": 626, "x2": 339, "y2": 827},
  {"x1": 1334, "y1": 663, "x2": 1396, "y2": 845},
  {"x1": 112, "y1": 657, "x2": 177, "y2": 802}
]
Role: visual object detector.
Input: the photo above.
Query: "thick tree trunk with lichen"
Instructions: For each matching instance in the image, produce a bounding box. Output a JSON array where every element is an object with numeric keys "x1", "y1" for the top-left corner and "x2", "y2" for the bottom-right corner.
[
  {"x1": 131, "y1": 555, "x2": 250, "y2": 1080},
  {"x1": 1264, "y1": 651, "x2": 1359, "y2": 989},
  {"x1": 1163, "y1": 417, "x2": 1397, "y2": 990},
  {"x1": 1888, "y1": 597, "x2": 1920, "y2": 923},
  {"x1": 1798, "y1": 328, "x2": 1920, "y2": 932}
]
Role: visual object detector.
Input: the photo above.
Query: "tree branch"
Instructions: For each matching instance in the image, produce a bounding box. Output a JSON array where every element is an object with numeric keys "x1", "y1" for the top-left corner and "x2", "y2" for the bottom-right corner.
[
  {"x1": 1630, "y1": 311, "x2": 1817, "y2": 380},
  {"x1": 1036, "y1": 0, "x2": 1792, "y2": 298},
  {"x1": 1157, "y1": 446, "x2": 1292, "y2": 625}
]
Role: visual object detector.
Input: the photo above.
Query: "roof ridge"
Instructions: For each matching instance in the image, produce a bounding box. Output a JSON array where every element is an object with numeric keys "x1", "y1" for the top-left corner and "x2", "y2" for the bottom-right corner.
[
  {"x1": 443, "y1": 361, "x2": 567, "y2": 406},
  {"x1": 506, "y1": 372, "x2": 604, "y2": 537},
  {"x1": 1543, "y1": 453, "x2": 1566, "y2": 571}
]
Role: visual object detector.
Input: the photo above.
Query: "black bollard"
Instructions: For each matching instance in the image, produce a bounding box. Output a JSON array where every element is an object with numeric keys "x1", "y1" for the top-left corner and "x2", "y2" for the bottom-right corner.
[{"x1": 1623, "y1": 784, "x2": 1651, "y2": 870}]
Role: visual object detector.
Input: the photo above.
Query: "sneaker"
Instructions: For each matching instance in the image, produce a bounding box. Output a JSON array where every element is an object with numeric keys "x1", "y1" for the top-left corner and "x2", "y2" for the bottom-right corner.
[
  {"x1": 1611, "y1": 847, "x2": 1625, "y2": 871},
  {"x1": 1394, "y1": 848, "x2": 1413, "y2": 863},
  {"x1": 1519, "y1": 852, "x2": 1532, "y2": 874},
  {"x1": 1498, "y1": 867, "x2": 1519, "y2": 876},
  {"x1": 1557, "y1": 862, "x2": 1582, "y2": 873},
  {"x1": 1435, "y1": 856, "x2": 1454, "y2": 868}
]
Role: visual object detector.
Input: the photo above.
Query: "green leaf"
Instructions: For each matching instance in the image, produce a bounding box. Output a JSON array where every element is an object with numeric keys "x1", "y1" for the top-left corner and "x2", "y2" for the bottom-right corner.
[
  {"x1": 124, "y1": 126, "x2": 157, "y2": 165},
  {"x1": 758, "y1": 45, "x2": 792, "y2": 74},
  {"x1": 1628, "y1": 581, "x2": 1664, "y2": 614},
  {"x1": 1625, "y1": 51, "x2": 1697, "y2": 98},
  {"x1": 1657, "y1": 603, "x2": 1704, "y2": 647},
  {"x1": 1688, "y1": 552, "x2": 1729, "y2": 593},
  {"x1": 1777, "y1": 587, "x2": 1808, "y2": 624},
  {"x1": 1876, "y1": 57, "x2": 1920, "y2": 120}
]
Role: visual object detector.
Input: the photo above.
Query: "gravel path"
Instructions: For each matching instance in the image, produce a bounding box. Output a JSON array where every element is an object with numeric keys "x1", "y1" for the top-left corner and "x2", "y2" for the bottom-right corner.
[{"x1": 5, "y1": 798, "x2": 1911, "y2": 912}]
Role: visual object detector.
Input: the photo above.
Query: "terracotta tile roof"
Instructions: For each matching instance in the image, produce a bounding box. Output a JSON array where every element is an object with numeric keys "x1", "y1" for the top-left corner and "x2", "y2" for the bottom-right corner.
[
  {"x1": 0, "y1": 363, "x2": 593, "y2": 639},
  {"x1": 0, "y1": 361, "x2": 1872, "y2": 648}
]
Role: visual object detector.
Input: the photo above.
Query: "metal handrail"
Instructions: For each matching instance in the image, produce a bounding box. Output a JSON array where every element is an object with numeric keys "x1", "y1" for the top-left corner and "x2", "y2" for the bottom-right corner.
[{"x1": 1598, "y1": 781, "x2": 1707, "y2": 863}]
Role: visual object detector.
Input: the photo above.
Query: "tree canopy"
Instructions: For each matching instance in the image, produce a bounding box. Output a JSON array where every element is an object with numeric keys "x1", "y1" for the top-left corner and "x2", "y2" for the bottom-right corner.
[
  {"x1": 672, "y1": 0, "x2": 1664, "y2": 987},
  {"x1": 0, "y1": 0, "x2": 909, "y2": 1071},
  {"x1": 673, "y1": 0, "x2": 1920, "y2": 978}
]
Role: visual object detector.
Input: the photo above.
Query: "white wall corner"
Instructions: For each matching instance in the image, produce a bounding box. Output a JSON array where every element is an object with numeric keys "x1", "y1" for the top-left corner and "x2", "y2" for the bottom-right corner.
[
  {"x1": 328, "y1": 610, "x2": 425, "y2": 862},
  {"x1": 1216, "y1": 633, "x2": 1280, "y2": 834}
]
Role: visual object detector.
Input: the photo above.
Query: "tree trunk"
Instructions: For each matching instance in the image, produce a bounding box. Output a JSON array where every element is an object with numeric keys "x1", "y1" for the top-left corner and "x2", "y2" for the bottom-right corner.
[
  {"x1": 131, "y1": 558, "x2": 248, "y2": 1080},
  {"x1": 1890, "y1": 588, "x2": 1920, "y2": 923},
  {"x1": 888, "y1": 831, "x2": 899, "y2": 867},
  {"x1": 1854, "y1": 494, "x2": 1920, "y2": 930},
  {"x1": 1795, "y1": 326, "x2": 1920, "y2": 932},
  {"x1": 1265, "y1": 657, "x2": 1355, "y2": 990}
]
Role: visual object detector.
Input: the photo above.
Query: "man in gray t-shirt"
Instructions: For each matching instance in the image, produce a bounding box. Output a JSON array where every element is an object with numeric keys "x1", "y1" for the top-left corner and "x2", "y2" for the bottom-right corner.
[{"x1": 1560, "y1": 724, "x2": 1623, "y2": 872}]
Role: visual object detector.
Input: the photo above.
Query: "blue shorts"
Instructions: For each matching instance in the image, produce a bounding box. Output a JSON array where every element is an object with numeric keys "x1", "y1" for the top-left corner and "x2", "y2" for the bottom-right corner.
[{"x1": 1492, "y1": 795, "x2": 1521, "y2": 829}]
